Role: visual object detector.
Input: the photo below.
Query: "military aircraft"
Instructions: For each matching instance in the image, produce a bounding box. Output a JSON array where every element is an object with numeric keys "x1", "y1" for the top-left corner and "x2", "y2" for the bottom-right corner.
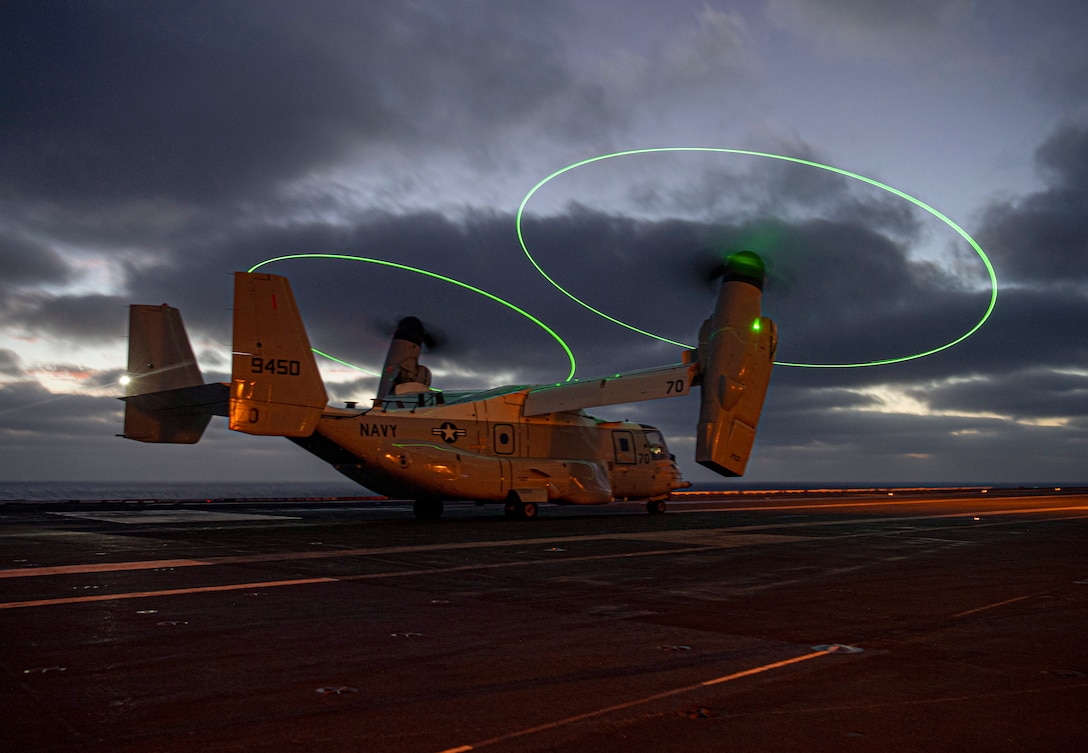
[{"x1": 120, "y1": 251, "x2": 776, "y2": 519}]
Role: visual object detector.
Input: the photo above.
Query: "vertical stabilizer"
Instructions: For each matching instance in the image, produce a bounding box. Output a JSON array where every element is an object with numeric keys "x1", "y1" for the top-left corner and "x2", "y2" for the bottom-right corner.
[
  {"x1": 126, "y1": 305, "x2": 203, "y2": 394},
  {"x1": 695, "y1": 252, "x2": 777, "y2": 476},
  {"x1": 230, "y1": 272, "x2": 327, "y2": 436},
  {"x1": 123, "y1": 304, "x2": 211, "y2": 443}
]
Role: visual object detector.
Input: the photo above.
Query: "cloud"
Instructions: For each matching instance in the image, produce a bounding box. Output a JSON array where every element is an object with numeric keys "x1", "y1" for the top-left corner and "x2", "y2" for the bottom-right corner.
[
  {"x1": 0, "y1": 381, "x2": 117, "y2": 434},
  {"x1": 7, "y1": 113, "x2": 1074, "y2": 485},
  {"x1": 2, "y1": 0, "x2": 1085, "y2": 488},
  {"x1": 1035, "y1": 121, "x2": 1088, "y2": 191},
  {"x1": 917, "y1": 367, "x2": 1088, "y2": 422},
  {"x1": 4, "y1": 1, "x2": 368, "y2": 204},
  {"x1": 0, "y1": 349, "x2": 23, "y2": 377},
  {"x1": 603, "y1": 7, "x2": 755, "y2": 104},
  {"x1": 0, "y1": 1, "x2": 621, "y2": 210},
  {"x1": 0, "y1": 378, "x2": 330, "y2": 482},
  {"x1": 766, "y1": 0, "x2": 976, "y2": 59},
  {"x1": 2, "y1": 292, "x2": 129, "y2": 345},
  {"x1": 80, "y1": 151, "x2": 992, "y2": 397},
  {"x1": 1024, "y1": 6, "x2": 1088, "y2": 115},
  {"x1": 617, "y1": 122, "x2": 1088, "y2": 484},
  {"x1": 0, "y1": 231, "x2": 74, "y2": 289},
  {"x1": 977, "y1": 122, "x2": 1088, "y2": 286}
]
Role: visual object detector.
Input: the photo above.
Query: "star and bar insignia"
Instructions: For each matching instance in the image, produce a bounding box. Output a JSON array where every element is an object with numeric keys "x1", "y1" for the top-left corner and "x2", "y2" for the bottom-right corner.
[{"x1": 432, "y1": 422, "x2": 467, "y2": 444}]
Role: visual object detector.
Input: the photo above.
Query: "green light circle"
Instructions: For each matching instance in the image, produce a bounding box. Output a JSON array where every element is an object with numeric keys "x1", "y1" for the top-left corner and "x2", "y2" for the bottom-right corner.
[
  {"x1": 516, "y1": 147, "x2": 998, "y2": 368},
  {"x1": 247, "y1": 254, "x2": 577, "y2": 381}
]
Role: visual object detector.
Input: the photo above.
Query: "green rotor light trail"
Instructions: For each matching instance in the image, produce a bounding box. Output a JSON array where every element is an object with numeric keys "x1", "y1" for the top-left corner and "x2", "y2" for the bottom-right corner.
[
  {"x1": 310, "y1": 348, "x2": 378, "y2": 377},
  {"x1": 248, "y1": 254, "x2": 577, "y2": 382},
  {"x1": 516, "y1": 147, "x2": 999, "y2": 368}
]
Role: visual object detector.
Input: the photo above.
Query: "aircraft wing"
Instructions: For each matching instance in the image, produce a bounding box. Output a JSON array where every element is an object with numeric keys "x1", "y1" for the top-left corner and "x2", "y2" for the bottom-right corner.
[{"x1": 523, "y1": 362, "x2": 697, "y2": 417}]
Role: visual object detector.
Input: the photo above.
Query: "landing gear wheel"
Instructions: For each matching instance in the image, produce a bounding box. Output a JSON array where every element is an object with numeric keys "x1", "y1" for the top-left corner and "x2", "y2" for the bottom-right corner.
[
  {"x1": 504, "y1": 500, "x2": 538, "y2": 520},
  {"x1": 413, "y1": 499, "x2": 444, "y2": 520},
  {"x1": 647, "y1": 499, "x2": 667, "y2": 514}
]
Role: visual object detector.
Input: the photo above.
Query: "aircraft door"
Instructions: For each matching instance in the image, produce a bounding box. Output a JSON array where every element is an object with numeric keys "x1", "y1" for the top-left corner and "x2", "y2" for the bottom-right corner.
[
  {"x1": 612, "y1": 430, "x2": 637, "y2": 464},
  {"x1": 478, "y1": 398, "x2": 522, "y2": 457}
]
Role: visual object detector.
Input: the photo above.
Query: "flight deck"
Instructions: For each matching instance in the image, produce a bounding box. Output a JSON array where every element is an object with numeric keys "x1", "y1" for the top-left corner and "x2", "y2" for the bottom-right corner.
[{"x1": 2, "y1": 488, "x2": 1086, "y2": 752}]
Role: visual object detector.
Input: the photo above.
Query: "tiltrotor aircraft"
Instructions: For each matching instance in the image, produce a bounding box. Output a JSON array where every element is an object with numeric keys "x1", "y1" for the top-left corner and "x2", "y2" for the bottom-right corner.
[{"x1": 120, "y1": 251, "x2": 777, "y2": 519}]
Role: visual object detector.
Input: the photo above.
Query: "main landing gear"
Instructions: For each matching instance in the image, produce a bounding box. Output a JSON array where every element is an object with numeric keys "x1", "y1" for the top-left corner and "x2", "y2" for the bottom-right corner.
[
  {"x1": 504, "y1": 500, "x2": 538, "y2": 520},
  {"x1": 646, "y1": 498, "x2": 667, "y2": 514}
]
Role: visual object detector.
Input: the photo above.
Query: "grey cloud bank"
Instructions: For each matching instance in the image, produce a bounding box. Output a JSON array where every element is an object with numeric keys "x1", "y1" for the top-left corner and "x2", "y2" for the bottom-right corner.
[{"x1": 1, "y1": 0, "x2": 1086, "y2": 486}]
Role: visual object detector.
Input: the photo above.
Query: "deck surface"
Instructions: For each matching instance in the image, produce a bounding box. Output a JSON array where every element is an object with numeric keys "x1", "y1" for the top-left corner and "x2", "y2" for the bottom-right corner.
[{"x1": 2, "y1": 489, "x2": 1086, "y2": 752}]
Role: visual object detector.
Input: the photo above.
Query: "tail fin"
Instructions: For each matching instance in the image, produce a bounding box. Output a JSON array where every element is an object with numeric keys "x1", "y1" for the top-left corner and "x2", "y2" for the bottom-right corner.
[
  {"x1": 122, "y1": 304, "x2": 221, "y2": 443},
  {"x1": 695, "y1": 251, "x2": 777, "y2": 477},
  {"x1": 230, "y1": 272, "x2": 327, "y2": 437}
]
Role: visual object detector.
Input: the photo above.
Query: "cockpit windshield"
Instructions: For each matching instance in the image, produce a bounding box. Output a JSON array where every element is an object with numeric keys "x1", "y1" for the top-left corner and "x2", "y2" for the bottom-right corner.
[{"x1": 641, "y1": 427, "x2": 668, "y2": 459}]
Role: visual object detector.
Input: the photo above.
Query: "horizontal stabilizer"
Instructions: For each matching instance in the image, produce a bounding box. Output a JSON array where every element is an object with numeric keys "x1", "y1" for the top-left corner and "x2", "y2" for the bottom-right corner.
[{"x1": 121, "y1": 384, "x2": 229, "y2": 443}]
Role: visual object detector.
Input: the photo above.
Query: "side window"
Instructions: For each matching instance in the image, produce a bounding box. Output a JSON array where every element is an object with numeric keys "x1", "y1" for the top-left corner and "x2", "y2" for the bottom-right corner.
[
  {"x1": 494, "y1": 424, "x2": 515, "y2": 455},
  {"x1": 612, "y1": 430, "x2": 636, "y2": 464}
]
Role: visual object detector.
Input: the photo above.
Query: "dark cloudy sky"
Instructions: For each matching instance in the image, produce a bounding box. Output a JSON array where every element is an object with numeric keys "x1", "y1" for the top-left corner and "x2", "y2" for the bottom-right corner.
[{"x1": 2, "y1": 0, "x2": 1087, "y2": 487}]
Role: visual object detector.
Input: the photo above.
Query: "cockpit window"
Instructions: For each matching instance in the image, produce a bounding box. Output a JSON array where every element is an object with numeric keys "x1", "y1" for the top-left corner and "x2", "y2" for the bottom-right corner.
[{"x1": 643, "y1": 428, "x2": 667, "y2": 458}]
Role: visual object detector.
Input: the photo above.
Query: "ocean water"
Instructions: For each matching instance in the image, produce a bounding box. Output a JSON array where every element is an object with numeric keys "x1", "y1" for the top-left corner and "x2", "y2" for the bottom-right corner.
[{"x1": 0, "y1": 480, "x2": 375, "y2": 502}]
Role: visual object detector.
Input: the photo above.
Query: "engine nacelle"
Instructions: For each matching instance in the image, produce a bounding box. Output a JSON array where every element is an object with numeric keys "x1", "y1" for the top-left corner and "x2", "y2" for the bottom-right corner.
[
  {"x1": 695, "y1": 251, "x2": 777, "y2": 477},
  {"x1": 376, "y1": 316, "x2": 433, "y2": 400}
]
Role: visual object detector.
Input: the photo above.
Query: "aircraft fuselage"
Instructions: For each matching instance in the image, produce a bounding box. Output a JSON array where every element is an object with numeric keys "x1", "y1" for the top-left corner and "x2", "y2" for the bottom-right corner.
[{"x1": 289, "y1": 387, "x2": 684, "y2": 505}]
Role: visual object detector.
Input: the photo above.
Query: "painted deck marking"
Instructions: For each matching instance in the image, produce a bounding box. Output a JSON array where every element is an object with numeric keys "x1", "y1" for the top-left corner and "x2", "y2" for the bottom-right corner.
[
  {"x1": 0, "y1": 546, "x2": 758, "y2": 609},
  {"x1": 953, "y1": 593, "x2": 1039, "y2": 618},
  {"x1": 0, "y1": 578, "x2": 337, "y2": 610},
  {"x1": 0, "y1": 559, "x2": 211, "y2": 579},
  {"x1": 0, "y1": 533, "x2": 802, "y2": 580},
  {"x1": 435, "y1": 650, "x2": 831, "y2": 753},
  {"x1": 47, "y1": 510, "x2": 297, "y2": 524}
]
